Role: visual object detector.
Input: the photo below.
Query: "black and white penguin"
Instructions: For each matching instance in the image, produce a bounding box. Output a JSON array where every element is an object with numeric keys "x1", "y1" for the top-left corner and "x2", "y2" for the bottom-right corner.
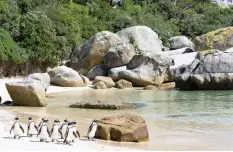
[
  {"x1": 64, "y1": 122, "x2": 76, "y2": 145},
  {"x1": 27, "y1": 117, "x2": 38, "y2": 137},
  {"x1": 37, "y1": 119, "x2": 50, "y2": 142},
  {"x1": 9, "y1": 117, "x2": 24, "y2": 139},
  {"x1": 59, "y1": 119, "x2": 68, "y2": 139},
  {"x1": 38, "y1": 117, "x2": 45, "y2": 129},
  {"x1": 71, "y1": 121, "x2": 80, "y2": 142},
  {"x1": 87, "y1": 120, "x2": 98, "y2": 141},
  {"x1": 50, "y1": 119, "x2": 61, "y2": 142}
]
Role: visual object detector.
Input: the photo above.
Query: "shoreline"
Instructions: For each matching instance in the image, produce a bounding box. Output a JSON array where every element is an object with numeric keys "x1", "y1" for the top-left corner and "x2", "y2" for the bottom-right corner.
[
  {"x1": 0, "y1": 78, "x2": 137, "y2": 151},
  {"x1": 0, "y1": 109, "x2": 137, "y2": 151},
  {"x1": 1, "y1": 78, "x2": 233, "y2": 150}
]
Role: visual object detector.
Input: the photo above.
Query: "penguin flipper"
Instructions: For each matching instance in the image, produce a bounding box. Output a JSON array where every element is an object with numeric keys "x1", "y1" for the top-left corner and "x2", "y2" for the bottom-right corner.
[
  {"x1": 27, "y1": 124, "x2": 30, "y2": 136},
  {"x1": 34, "y1": 124, "x2": 38, "y2": 131},
  {"x1": 59, "y1": 129, "x2": 62, "y2": 137},
  {"x1": 20, "y1": 124, "x2": 24, "y2": 133},
  {"x1": 10, "y1": 123, "x2": 15, "y2": 135},
  {"x1": 73, "y1": 131, "x2": 77, "y2": 138},
  {"x1": 76, "y1": 130, "x2": 80, "y2": 138},
  {"x1": 47, "y1": 127, "x2": 50, "y2": 136},
  {"x1": 50, "y1": 127, "x2": 54, "y2": 136},
  {"x1": 37, "y1": 127, "x2": 42, "y2": 137},
  {"x1": 59, "y1": 124, "x2": 64, "y2": 131}
]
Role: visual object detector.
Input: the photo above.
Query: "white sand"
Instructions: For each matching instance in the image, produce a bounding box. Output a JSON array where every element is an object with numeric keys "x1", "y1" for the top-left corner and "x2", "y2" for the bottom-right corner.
[{"x1": 0, "y1": 78, "x2": 135, "y2": 151}]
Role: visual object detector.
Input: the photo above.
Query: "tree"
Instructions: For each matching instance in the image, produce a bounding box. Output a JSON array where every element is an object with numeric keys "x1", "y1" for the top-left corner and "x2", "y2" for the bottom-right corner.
[{"x1": 18, "y1": 11, "x2": 57, "y2": 64}]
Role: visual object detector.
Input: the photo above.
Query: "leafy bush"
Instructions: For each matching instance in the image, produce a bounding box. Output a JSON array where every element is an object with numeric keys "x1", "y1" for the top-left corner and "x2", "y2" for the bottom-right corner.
[
  {"x1": 18, "y1": 11, "x2": 57, "y2": 64},
  {"x1": 0, "y1": 28, "x2": 27, "y2": 63}
]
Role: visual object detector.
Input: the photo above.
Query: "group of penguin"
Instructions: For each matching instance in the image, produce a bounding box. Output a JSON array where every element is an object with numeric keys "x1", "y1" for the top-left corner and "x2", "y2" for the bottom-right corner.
[{"x1": 9, "y1": 116, "x2": 98, "y2": 145}]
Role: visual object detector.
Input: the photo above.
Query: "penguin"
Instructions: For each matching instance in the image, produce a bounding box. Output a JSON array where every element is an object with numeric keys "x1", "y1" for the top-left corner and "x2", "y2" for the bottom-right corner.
[
  {"x1": 63, "y1": 122, "x2": 77, "y2": 145},
  {"x1": 59, "y1": 119, "x2": 68, "y2": 139},
  {"x1": 50, "y1": 119, "x2": 61, "y2": 142},
  {"x1": 37, "y1": 119, "x2": 50, "y2": 142},
  {"x1": 9, "y1": 117, "x2": 24, "y2": 139},
  {"x1": 27, "y1": 117, "x2": 38, "y2": 137},
  {"x1": 70, "y1": 121, "x2": 80, "y2": 143},
  {"x1": 87, "y1": 120, "x2": 98, "y2": 141},
  {"x1": 38, "y1": 117, "x2": 45, "y2": 129}
]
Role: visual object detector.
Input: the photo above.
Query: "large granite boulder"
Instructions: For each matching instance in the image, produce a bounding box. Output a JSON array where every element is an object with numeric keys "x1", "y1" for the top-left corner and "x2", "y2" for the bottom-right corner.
[
  {"x1": 93, "y1": 76, "x2": 115, "y2": 88},
  {"x1": 108, "y1": 66, "x2": 126, "y2": 81},
  {"x1": 116, "y1": 26, "x2": 162, "y2": 55},
  {"x1": 172, "y1": 50, "x2": 233, "y2": 90},
  {"x1": 95, "y1": 114, "x2": 149, "y2": 142},
  {"x1": 69, "y1": 31, "x2": 123, "y2": 74},
  {"x1": 48, "y1": 66, "x2": 89, "y2": 87},
  {"x1": 168, "y1": 36, "x2": 195, "y2": 50},
  {"x1": 87, "y1": 64, "x2": 109, "y2": 80},
  {"x1": 23, "y1": 73, "x2": 50, "y2": 90},
  {"x1": 69, "y1": 100, "x2": 133, "y2": 110},
  {"x1": 6, "y1": 81, "x2": 47, "y2": 107},
  {"x1": 194, "y1": 27, "x2": 233, "y2": 51},
  {"x1": 104, "y1": 43, "x2": 136, "y2": 68},
  {"x1": 108, "y1": 54, "x2": 174, "y2": 87},
  {"x1": 116, "y1": 79, "x2": 133, "y2": 89}
]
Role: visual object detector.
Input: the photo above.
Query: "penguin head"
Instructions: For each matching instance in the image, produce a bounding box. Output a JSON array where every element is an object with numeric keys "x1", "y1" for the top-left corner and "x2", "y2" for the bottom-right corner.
[
  {"x1": 15, "y1": 117, "x2": 19, "y2": 121},
  {"x1": 28, "y1": 117, "x2": 32, "y2": 121},
  {"x1": 68, "y1": 122, "x2": 72, "y2": 126},
  {"x1": 54, "y1": 119, "x2": 60, "y2": 123},
  {"x1": 43, "y1": 119, "x2": 49, "y2": 123},
  {"x1": 72, "y1": 121, "x2": 76, "y2": 125},
  {"x1": 64, "y1": 119, "x2": 68, "y2": 122},
  {"x1": 93, "y1": 119, "x2": 97, "y2": 123},
  {"x1": 42, "y1": 117, "x2": 45, "y2": 121}
]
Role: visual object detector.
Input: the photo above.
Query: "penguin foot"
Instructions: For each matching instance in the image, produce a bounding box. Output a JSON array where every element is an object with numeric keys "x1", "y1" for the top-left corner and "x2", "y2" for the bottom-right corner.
[
  {"x1": 72, "y1": 140, "x2": 75, "y2": 143},
  {"x1": 52, "y1": 139, "x2": 54, "y2": 142},
  {"x1": 92, "y1": 138, "x2": 95, "y2": 141},
  {"x1": 14, "y1": 136, "x2": 16, "y2": 139}
]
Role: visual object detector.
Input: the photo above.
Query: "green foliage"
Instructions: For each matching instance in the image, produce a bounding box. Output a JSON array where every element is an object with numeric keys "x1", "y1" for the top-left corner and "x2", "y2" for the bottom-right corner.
[
  {"x1": 0, "y1": 28, "x2": 27, "y2": 63},
  {"x1": 1, "y1": 0, "x2": 233, "y2": 74},
  {"x1": 18, "y1": 11, "x2": 57, "y2": 63}
]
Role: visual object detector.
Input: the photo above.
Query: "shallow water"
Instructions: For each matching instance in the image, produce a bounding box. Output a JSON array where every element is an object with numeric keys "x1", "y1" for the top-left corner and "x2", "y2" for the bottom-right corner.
[{"x1": 2, "y1": 88, "x2": 233, "y2": 150}]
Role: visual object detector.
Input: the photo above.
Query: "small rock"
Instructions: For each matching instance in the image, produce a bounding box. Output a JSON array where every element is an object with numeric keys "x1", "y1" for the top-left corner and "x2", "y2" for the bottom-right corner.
[
  {"x1": 93, "y1": 76, "x2": 115, "y2": 88},
  {"x1": 94, "y1": 81, "x2": 107, "y2": 89},
  {"x1": 116, "y1": 79, "x2": 133, "y2": 89},
  {"x1": 143, "y1": 85, "x2": 159, "y2": 90},
  {"x1": 69, "y1": 100, "x2": 133, "y2": 110}
]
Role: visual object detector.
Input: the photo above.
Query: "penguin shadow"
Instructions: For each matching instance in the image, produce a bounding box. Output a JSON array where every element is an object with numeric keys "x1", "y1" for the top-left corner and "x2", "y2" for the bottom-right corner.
[
  {"x1": 2, "y1": 136, "x2": 28, "y2": 139},
  {"x1": 2, "y1": 137, "x2": 15, "y2": 140}
]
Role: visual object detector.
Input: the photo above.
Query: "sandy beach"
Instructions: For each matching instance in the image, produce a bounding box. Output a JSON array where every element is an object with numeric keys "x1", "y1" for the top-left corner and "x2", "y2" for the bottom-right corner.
[
  {"x1": 1, "y1": 78, "x2": 233, "y2": 151},
  {"x1": 0, "y1": 78, "x2": 136, "y2": 151}
]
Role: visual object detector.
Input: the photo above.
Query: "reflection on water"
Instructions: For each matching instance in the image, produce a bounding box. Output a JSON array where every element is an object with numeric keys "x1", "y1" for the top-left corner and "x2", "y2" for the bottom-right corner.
[{"x1": 2, "y1": 88, "x2": 233, "y2": 150}]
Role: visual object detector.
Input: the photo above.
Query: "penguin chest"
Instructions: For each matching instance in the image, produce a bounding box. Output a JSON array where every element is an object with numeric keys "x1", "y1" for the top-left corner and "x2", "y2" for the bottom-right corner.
[
  {"x1": 66, "y1": 128, "x2": 74, "y2": 141},
  {"x1": 13, "y1": 123, "x2": 22, "y2": 135},
  {"x1": 88, "y1": 124, "x2": 97, "y2": 138},
  {"x1": 28, "y1": 122, "x2": 37, "y2": 134},
  {"x1": 61, "y1": 124, "x2": 68, "y2": 136},
  {"x1": 51, "y1": 125, "x2": 59, "y2": 139},
  {"x1": 39, "y1": 126, "x2": 49, "y2": 139}
]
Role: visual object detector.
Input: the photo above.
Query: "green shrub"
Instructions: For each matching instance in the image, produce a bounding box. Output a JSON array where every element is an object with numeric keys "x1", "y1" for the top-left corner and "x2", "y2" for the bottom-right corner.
[
  {"x1": 0, "y1": 28, "x2": 27, "y2": 63},
  {"x1": 18, "y1": 11, "x2": 57, "y2": 64}
]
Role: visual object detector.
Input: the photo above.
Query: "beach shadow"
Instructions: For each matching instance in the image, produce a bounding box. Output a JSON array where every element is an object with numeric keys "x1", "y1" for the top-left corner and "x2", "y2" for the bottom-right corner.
[
  {"x1": 29, "y1": 140, "x2": 51, "y2": 143},
  {"x1": 2, "y1": 137, "x2": 15, "y2": 139},
  {"x1": 79, "y1": 138, "x2": 89, "y2": 141}
]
